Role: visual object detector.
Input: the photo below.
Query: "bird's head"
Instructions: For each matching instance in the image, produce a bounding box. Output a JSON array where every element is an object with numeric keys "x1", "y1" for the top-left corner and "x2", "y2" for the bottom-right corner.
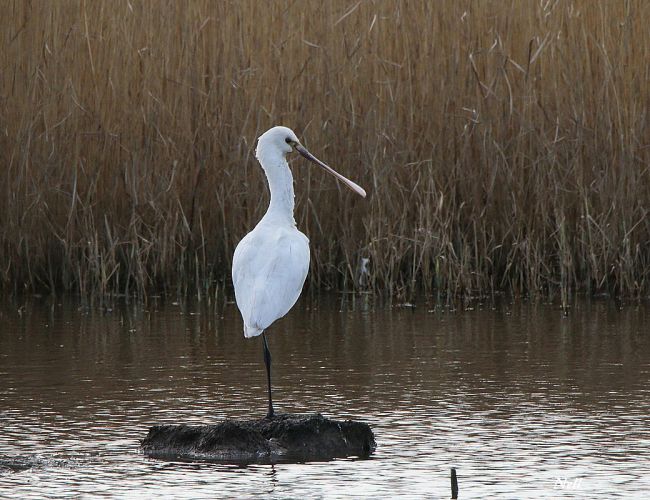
[
  {"x1": 256, "y1": 126, "x2": 300, "y2": 157},
  {"x1": 255, "y1": 126, "x2": 366, "y2": 198}
]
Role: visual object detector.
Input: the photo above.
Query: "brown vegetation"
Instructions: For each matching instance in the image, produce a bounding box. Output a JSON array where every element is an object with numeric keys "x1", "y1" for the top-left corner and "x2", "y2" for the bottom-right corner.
[{"x1": 1, "y1": 1, "x2": 649, "y2": 300}]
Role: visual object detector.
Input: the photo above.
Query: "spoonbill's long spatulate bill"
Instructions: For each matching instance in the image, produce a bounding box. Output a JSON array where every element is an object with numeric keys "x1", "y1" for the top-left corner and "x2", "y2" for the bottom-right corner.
[{"x1": 295, "y1": 144, "x2": 366, "y2": 198}]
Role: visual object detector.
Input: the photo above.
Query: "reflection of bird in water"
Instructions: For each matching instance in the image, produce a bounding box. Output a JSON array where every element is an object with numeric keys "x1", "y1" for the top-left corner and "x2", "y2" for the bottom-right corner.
[
  {"x1": 267, "y1": 463, "x2": 278, "y2": 491},
  {"x1": 232, "y1": 126, "x2": 366, "y2": 418}
]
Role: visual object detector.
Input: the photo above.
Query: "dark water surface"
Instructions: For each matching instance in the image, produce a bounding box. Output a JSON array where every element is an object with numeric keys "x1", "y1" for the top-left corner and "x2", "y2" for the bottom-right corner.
[{"x1": 1, "y1": 296, "x2": 649, "y2": 498}]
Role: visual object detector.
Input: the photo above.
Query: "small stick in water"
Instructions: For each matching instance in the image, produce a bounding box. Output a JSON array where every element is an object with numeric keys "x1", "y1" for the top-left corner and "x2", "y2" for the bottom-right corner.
[{"x1": 451, "y1": 468, "x2": 459, "y2": 499}]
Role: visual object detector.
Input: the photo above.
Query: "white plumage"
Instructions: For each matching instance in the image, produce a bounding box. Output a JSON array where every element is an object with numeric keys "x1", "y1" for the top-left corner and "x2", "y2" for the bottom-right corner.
[
  {"x1": 233, "y1": 223, "x2": 309, "y2": 338},
  {"x1": 232, "y1": 125, "x2": 365, "y2": 418}
]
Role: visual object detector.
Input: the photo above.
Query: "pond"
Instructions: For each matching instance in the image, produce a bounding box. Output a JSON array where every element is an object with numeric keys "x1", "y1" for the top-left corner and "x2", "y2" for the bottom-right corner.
[{"x1": 1, "y1": 296, "x2": 649, "y2": 498}]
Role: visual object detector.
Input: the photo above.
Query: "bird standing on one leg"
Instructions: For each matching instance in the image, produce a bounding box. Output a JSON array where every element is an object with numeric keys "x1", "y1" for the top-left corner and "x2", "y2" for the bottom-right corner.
[{"x1": 232, "y1": 126, "x2": 366, "y2": 419}]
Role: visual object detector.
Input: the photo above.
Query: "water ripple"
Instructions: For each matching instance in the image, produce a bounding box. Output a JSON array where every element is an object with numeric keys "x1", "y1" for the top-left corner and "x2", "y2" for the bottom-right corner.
[{"x1": 1, "y1": 298, "x2": 649, "y2": 498}]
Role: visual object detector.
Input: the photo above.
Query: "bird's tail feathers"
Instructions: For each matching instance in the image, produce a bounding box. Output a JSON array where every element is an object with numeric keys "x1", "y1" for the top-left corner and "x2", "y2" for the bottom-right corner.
[{"x1": 244, "y1": 324, "x2": 264, "y2": 338}]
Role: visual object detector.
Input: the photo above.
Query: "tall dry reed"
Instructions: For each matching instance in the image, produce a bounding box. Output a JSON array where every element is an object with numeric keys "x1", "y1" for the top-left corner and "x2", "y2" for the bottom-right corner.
[{"x1": 1, "y1": 0, "x2": 649, "y2": 300}]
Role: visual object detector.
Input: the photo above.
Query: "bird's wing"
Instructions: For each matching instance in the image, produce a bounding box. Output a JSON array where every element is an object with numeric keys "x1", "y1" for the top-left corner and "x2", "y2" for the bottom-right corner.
[{"x1": 232, "y1": 227, "x2": 310, "y2": 336}]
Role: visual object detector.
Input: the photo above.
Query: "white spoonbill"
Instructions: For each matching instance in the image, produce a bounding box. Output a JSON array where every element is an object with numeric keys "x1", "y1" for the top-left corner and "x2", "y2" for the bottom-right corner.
[{"x1": 232, "y1": 126, "x2": 366, "y2": 418}]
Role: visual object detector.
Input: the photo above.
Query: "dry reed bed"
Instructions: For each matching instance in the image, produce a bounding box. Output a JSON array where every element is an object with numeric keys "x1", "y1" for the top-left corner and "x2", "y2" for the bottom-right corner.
[{"x1": 1, "y1": 0, "x2": 648, "y2": 300}]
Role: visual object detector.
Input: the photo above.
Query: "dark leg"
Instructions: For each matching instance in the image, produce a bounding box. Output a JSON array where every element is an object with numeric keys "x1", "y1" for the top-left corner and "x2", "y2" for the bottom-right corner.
[{"x1": 262, "y1": 333, "x2": 274, "y2": 418}]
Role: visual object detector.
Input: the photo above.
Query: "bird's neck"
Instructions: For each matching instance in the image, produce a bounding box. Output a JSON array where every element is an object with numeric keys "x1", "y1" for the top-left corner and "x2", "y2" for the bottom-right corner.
[{"x1": 260, "y1": 154, "x2": 296, "y2": 226}]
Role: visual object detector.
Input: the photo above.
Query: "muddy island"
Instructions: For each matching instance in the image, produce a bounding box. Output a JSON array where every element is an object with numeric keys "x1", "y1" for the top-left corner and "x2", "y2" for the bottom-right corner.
[{"x1": 141, "y1": 413, "x2": 375, "y2": 463}]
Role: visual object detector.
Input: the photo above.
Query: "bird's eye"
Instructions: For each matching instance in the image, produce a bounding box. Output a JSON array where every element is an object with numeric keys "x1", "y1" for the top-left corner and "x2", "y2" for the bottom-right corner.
[{"x1": 285, "y1": 137, "x2": 292, "y2": 144}]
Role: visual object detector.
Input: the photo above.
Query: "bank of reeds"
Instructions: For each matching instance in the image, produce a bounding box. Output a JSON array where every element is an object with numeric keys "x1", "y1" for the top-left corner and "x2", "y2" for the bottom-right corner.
[{"x1": 1, "y1": 1, "x2": 649, "y2": 300}]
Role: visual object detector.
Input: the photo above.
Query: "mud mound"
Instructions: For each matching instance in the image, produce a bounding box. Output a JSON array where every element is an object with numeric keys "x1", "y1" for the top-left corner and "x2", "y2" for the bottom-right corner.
[{"x1": 141, "y1": 413, "x2": 375, "y2": 463}]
